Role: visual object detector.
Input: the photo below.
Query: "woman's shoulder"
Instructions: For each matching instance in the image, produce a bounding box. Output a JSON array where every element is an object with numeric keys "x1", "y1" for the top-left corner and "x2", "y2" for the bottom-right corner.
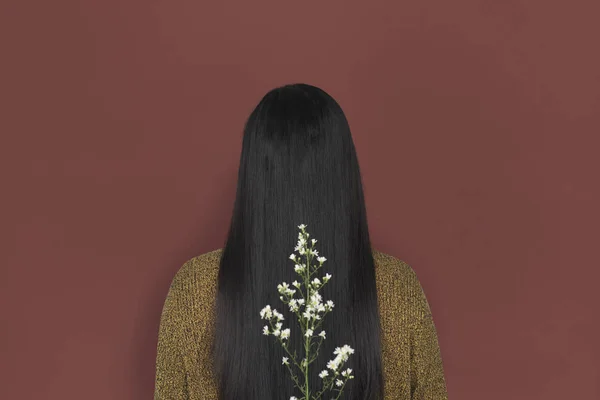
[
  {"x1": 372, "y1": 248, "x2": 418, "y2": 283},
  {"x1": 175, "y1": 248, "x2": 223, "y2": 277},
  {"x1": 167, "y1": 248, "x2": 223, "y2": 299},
  {"x1": 372, "y1": 249, "x2": 433, "y2": 322}
]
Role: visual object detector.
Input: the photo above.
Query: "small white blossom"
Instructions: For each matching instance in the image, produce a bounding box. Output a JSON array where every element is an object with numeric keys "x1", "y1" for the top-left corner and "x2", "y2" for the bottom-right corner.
[
  {"x1": 277, "y1": 282, "x2": 290, "y2": 294},
  {"x1": 317, "y1": 256, "x2": 327, "y2": 263},
  {"x1": 260, "y1": 305, "x2": 272, "y2": 319},
  {"x1": 273, "y1": 330, "x2": 280, "y2": 337},
  {"x1": 319, "y1": 370, "x2": 328, "y2": 378},
  {"x1": 311, "y1": 238, "x2": 317, "y2": 245},
  {"x1": 297, "y1": 299, "x2": 305, "y2": 305},
  {"x1": 327, "y1": 359, "x2": 339, "y2": 370},
  {"x1": 298, "y1": 224, "x2": 306, "y2": 229},
  {"x1": 305, "y1": 328, "x2": 313, "y2": 337},
  {"x1": 326, "y1": 300, "x2": 334, "y2": 310},
  {"x1": 341, "y1": 368, "x2": 353, "y2": 377},
  {"x1": 309, "y1": 292, "x2": 322, "y2": 305},
  {"x1": 288, "y1": 299, "x2": 298, "y2": 312},
  {"x1": 262, "y1": 325, "x2": 269, "y2": 335},
  {"x1": 294, "y1": 264, "x2": 305, "y2": 272},
  {"x1": 292, "y1": 280, "x2": 301, "y2": 288},
  {"x1": 312, "y1": 278, "x2": 321, "y2": 286},
  {"x1": 319, "y1": 330, "x2": 326, "y2": 339},
  {"x1": 272, "y1": 310, "x2": 284, "y2": 321},
  {"x1": 333, "y1": 345, "x2": 354, "y2": 362},
  {"x1": 282, "y1": 357, "x2": 289, "y2": 365},
  {"x1": 336, "y1": 379, "x2": 343, "y2": 387},
  {"x1": 281, "y1": 328, "x2": 290, "y2": 340},
  {"x1": 289, "y1": 254, "x2": 296, "y2": 261},
  {"x1": 324, "y1": 273, "x2": 332, "y2": 281}
]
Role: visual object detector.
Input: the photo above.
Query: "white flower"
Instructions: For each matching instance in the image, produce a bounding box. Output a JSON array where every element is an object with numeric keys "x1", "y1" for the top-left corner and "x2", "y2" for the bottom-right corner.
[
  {"x1": 298, "y1": 236, "x2": 306, "y2": 244},
  {"x1": 298, "y1": 224, "x2": 306, "y2": 230},
  {"x1": 311, "y1": 238, "x2": 317, "y2": 245},
  {"x1": 310, "y1": 249, "x2": 319, "y2": 256},
  {"x1": 262, "y1": 325, "x2": 269, "y2": 335},
  {"x1": 273, "y1": 330, "x2": 280, "y2": 337},
  {"x1": 282, "y1": 357, "x2": 289, "y2": 365},
  {"x1": 288, "y1": 299, "x2": 298, "y2": 312},
  {"x1": 333, "y1": 345, "x2": 354, "y2": 361},
  {"x1": 319, "y1": 370, "x2": 329, "y2": 378},
  {"x1": 289, "y1": 254, "x2": 296, "y2": 261},
  {"x1": 327, "y1": 359, "x2": 339, "y2": 370},
  {"x1": 292, "y1": 280, "x2": 301, "y2": 288},
  {"x1": 312, "y1": 278, "x2": 321, "y2": 286},
  {"x1": 260, "y1": 305, "x2": 272, "y2": 319},
  {"x1": 326, "y1": 300, "x2": 334, "y2": 310},
  {"x1": 305, "y1": 328, "x2": 313, "y2": 337},
  {"x1": 277, "y1": 282, "x2": 290, "y2": 294},
  {"x1": 272, "y1": 310, "x2": 284, "y2": 321},
  {"x1": 319, "y1": 330, "x2": 326, "y2": 339},
  {"x1": 341, "y1": 368, "x2": 352, "y2": 377},
  {"x1": 309, "y1": 292, "x2": 322, "y2": 305},
  {"x1": 324, "y1": 273, "x2": 332, "y2": 281},
  {"x1": 294, "y1": 264, "x2": 305, "y2": 272},
  {"x1": 297, "y1": 299, "x2": 305, "y2": 305},
  {"x1": 317, "y1": 256, "x2": 327, "y2": 263},
  {"x1": 281, "y1": 328, "x2": 290, "y2": 340},
  {"x1": 336, "y1": 379, "x2": 343, "y2": 387},
  {"x1": 275, "y1": 322, "x2": 282, "y2": 330},
  {"x1": 290, "y1": 397, "x2": 297, "y2": 400}
]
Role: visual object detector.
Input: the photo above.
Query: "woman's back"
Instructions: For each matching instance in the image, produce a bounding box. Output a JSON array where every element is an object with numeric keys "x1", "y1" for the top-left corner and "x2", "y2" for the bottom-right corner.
[
  {"x1": 154, "y1": 248, "x2": 447, "y2": 399},
  {"x1": 154, "y1": 84, "x2": 447, "y2": 399}
]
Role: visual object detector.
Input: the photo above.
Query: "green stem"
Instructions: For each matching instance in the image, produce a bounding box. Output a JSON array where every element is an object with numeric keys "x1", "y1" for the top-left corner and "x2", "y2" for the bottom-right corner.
[{"x1": 304, "y1": 246, "x2": 311, "y2": 399}]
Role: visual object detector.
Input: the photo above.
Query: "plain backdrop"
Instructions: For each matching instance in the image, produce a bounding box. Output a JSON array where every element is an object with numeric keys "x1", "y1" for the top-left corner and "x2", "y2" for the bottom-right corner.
[{"x1": 1, "y1": 1, "x2": 599, "y2": 399}]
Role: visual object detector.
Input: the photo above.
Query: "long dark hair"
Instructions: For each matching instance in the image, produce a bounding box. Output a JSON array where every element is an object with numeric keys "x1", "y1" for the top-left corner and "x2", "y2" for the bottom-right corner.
[{"x1": 212, "y1": 84, "x2": 384, "y2": 400}]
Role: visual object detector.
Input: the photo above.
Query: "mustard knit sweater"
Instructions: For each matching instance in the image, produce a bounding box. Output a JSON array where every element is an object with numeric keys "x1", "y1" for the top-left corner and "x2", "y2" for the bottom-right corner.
[{"x1": 154, "y1": 249, "x2": 448, "y2": 399}]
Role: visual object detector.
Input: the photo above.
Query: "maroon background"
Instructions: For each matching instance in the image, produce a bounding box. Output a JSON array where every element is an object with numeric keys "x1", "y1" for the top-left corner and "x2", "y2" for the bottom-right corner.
[{"x1": 1, "y1": 1, "x2": 599, "y2": 399}]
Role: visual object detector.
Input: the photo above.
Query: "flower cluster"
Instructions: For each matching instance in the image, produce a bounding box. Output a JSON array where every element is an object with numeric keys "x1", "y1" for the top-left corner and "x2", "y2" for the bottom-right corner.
[{"x1": 259, "y1": 224, "x2": 355, "y2": 400}]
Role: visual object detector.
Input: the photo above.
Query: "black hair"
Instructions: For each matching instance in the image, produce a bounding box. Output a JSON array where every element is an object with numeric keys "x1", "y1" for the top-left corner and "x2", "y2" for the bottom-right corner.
[{"x1": 212, "y1": 83, "x2": 383, "y2": 399}]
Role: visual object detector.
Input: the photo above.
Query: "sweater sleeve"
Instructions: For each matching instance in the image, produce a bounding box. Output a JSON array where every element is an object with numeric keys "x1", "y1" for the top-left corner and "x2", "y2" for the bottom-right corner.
[
  {"x1": 410, "y1": 274, "x2": 448, "y2": 400},
  {"x1": 154, "y1": 263, "x2": 194, "y2": 400}
]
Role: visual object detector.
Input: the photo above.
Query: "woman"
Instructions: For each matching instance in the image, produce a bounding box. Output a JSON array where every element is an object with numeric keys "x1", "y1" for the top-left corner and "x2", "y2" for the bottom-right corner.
[{"x1": 154, "y1": 84, "x2": 448, "y2": 399}]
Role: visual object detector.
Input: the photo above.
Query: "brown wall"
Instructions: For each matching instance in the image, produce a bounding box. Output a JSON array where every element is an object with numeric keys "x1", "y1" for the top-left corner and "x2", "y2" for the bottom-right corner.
[{"x1": 1, "y1": 1, "x2": 599, "y2": 399}]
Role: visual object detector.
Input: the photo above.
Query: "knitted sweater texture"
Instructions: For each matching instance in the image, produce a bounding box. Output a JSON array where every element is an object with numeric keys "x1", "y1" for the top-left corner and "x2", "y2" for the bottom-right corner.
[{"x1": 154, "y1": 249, "x2": 448, "y2": 399}]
